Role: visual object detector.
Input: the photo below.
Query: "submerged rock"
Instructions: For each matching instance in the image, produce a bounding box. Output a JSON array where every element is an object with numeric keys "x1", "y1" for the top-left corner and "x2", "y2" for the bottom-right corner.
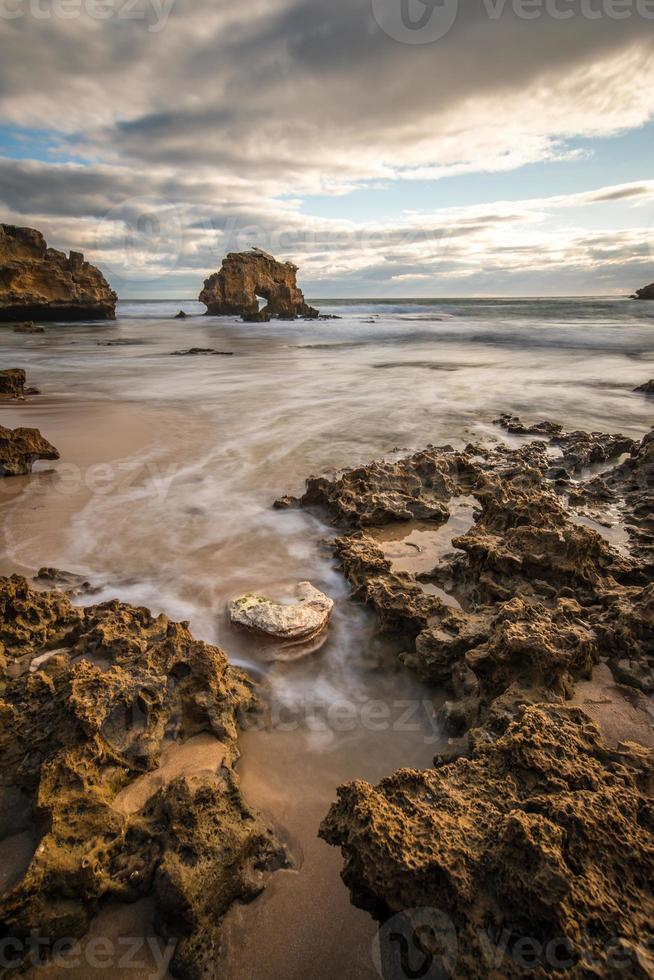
[
  {"x1": 170, "y1": 347, "x2": 234, "y2": 357},
  {"x1": 320, "y1": 704, "x2": 654, "y2": 979},
  {"x1": 12, "y1": 321, "x2": 44, "y2": 334},
  {"x1": 633, "y1": 282, "x2": 654, "y2": 300},
  {"x1": 0, "y1": 224, "x2": 116, "y2": 321},
  {"x1": 229, "y1": 582, "x2": 334, "y2": 644},
  {"x1": 199, "y1": 248, "x2": 319, "y2": 320},
  {"x1": 0, "y1": 575, "x2": 287, "y2": 978},
  {"x1": 0, "y1": 425, "x2": 59, "y2": 476},
  {"x1": 174, "y1": 310, "x2": 187, "y2": 319},
  {"x1": 0, "y1": 369, "x2": 26, "y2": 398}
]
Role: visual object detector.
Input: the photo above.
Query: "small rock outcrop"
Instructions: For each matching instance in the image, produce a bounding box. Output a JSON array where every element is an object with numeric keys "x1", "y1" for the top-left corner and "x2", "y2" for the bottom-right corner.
[
  {"x1": 0, "y1": 224, "x2": 116, "y2": 321},
  {"x1": 320, "y1": 704, "x2": 654, "y2": 979},
  {"x1": 0, "y1": 369, "x2": 26, "y2": 398},
  {"x1": 633, "y1": 283, "x2": 654, "y2": 300},
  {"x1": 0, "y1": 424, "x2": 59, "y2": 476},
  {"x1": 170, "y1": 348, "x2": 234, "y2": 357},
  {"x1": 199, "y1": 249, "x2": 319, "y2": 320},
  {"x1": 0, "y1": 576, "x2": 288, "y2": 978},
  {"x1": 12, "y1": 321, "x2": 44, "y2": 334},
  {"x1": 635, "y1": 379, "x2": 654, "y2": 394},
  {"x1": 229, "y1": 582, "x2": 333, "y2": 645}
]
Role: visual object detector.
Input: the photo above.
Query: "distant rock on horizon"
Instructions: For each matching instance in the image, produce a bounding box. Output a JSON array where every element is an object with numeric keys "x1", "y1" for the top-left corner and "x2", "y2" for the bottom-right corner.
[
  {"x1": 199, "y1": 248, "x2": 319, "y2": 320},
  {"x1": 0, "y1": 224, "x2": 116, "y2": 321},
  {"x1": 632, "y1": 282, "x2": 654, "y2": 300}
]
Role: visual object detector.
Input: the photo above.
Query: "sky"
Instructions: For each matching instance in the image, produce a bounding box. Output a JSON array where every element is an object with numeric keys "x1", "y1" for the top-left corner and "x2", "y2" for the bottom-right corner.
[{"x1": 0, "y1": 0, "x2": 653, "y2": 298}]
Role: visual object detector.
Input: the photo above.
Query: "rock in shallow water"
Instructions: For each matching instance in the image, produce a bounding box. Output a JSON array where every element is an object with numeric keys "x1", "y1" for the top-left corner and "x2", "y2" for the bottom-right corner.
[
  {"x1": 199, "y1": 248, "x2": 319, "y2": 319},
  {"x1": 0, "y1": 424, "x2": 59, "y2": 476},
  {"x1": 0, "y1": 369, "x2": 26, "y2": 398},
  {"x1": 0, "y1": 224, "x2": 116, "y2": 321},
  {"x1": 12, "y1": 321, "x2": 44, "y2": 334},
  {"x1": 229, "y1": 582, "x2": 334, "y2": 644}
]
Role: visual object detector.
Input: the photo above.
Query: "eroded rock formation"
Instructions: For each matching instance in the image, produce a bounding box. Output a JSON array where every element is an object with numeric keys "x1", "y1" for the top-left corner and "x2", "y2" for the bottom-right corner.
[
  {"x1": 280, "y1": 416, "x2": 654, "y2": 973},
  {"x1": 320, "y1": 704, "x2": 654, "y2": 979},
  {"x1": 199, "y1": 249, "x2": 319, "y2": 320},
  {"x1": 0, "y1": 425, "x2": 59, "y2": 476},
  {"x1": 633, "y1": 283, "x2": 654, "y2": 300},
  {"x1": 287, "y1": 419, "x2": 654, "y2": 735},
  {"x1": 0, "y1": 576, "x2": 287, "y2": 978},
  {"x1": 0, "y1": 224, "x2": 116, "y2": 321}
]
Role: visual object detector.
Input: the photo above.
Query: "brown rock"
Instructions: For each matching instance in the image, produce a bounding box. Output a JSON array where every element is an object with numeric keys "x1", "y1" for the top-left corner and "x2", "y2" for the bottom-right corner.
[
  {"x1": 633, "y1": 283, "x2": 654, "y2": 300},
  {"x1": 0, "y1": 224, "x2": 116, "y2": 321},
  {"x1": 320, "y1": 704, "x2": 654, "y2": 980},
  {"x1": 0, "y1": 424, "x2": 59, "y2": 476},
  {"x1": 0, "y1": 575, "x2": 287, "y2": 977},
  {"x1": 199, "y1": 248, "x2": 319, "y2": 319},
  {"x1": 170, "y1": 347, "x2": 234, "y2": 357},
  {"x1": 12, "y1": 321, "x2": 44, "y2": 334},
  {"x1": 0, "y1": 369, "x2": 26, "y2": 398},
  {"x1": 635, "y1": 379, "x2": 654, "y2": 394},
  {"x1": 289, "y1": 421, "x2": 651, "y2": 734}
]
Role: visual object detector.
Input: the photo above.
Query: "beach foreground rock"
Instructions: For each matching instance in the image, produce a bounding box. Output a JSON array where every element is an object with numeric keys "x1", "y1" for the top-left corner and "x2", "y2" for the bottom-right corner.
[
  {"x1": 229, "y1": 582, "x2": 334, "y2": 644},
  {"x1": 199, "y1": 248, "x2": 319, "y2": 319},
  {"x1": 0, "y1": 576, "x2": 287, "y2": 978},
  {"x1": 284, "y1": 417, "x2": 654, "y2": 978},
  {"x1": 0, "y1": 224, "x2": 116, "y2": 321},
  {"x1": 290, "y1": 420, "x2": 654, "y2": 735},
  {"x1": 320, "y1": 704, "x2": 654, "y2": 979},
  {"x1": 0, "y1": 425, "x2": 59, "y2": 476}
]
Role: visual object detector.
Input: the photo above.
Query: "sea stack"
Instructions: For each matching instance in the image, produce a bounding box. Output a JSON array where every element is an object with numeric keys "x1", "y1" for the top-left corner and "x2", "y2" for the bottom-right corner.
[
  {"x1": 632, "y1": 283, "x2": 654, "y2": 300},
  {"x1": 0, "y1": 224, "x2": 117, "y2": 321},
  {"x1": 199, "y1": 248, "x2": 319, "y2": 319}
]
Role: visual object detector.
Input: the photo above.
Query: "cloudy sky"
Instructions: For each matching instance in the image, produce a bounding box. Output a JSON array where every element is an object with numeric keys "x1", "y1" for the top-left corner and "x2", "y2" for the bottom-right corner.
[{"x1": 0, "y1": 0, "x2": 653, "y2": 297}]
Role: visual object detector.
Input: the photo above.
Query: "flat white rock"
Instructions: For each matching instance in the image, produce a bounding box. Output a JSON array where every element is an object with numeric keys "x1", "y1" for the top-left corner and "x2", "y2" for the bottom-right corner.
[{"x1": 228, "y1": 582, "x2": 334, "y2": 643}]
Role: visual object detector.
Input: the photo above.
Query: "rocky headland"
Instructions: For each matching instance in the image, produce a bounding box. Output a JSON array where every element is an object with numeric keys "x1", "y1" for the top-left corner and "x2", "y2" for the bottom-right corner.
[
  {"x1": 0, "y1": 575, "x2": 288, "y2": 978},
  {"x1": 282, "y1": 415, "x2": 654, "y2": 974},
  {"x1": 0, "y1": 224, "x2": 116, "y2": 322},
  {"x1": 633, "y1": 283, "x2": 654, "y2": 300},
  {"x1": 199, "y1": 249, "x2": 319, "y2": 320}
]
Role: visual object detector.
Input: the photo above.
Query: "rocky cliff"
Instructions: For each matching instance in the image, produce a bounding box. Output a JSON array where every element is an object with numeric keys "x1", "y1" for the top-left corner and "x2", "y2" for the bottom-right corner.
[
  {"x1": 632, "y1": 282, "x2": 654, "y2": 300},
  {"x1": 199, "y1": 249, "x2": 319, "y2": 319},
  {"x1": 0, "y1": 224, "x2": 116, "y2": 321}
]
